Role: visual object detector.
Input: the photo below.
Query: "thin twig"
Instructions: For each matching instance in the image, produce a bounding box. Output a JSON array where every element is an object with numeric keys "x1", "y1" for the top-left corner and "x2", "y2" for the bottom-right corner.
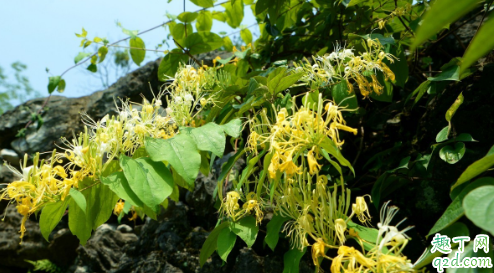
[
  {"x1": 173, "y1": 39, "x2": 202, "y2": 66},
  {"x1": 79, "y1": 181, "x2": 101, "y2": 192},
  {"x1": 394, "y1": 0, "x2": 414, "y2": 36}
]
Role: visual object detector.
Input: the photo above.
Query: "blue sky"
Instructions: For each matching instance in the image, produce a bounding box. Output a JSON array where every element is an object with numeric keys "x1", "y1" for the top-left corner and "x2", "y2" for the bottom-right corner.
[{"x1": 0, "y1": 0, "x2": 257, "y2": 105}]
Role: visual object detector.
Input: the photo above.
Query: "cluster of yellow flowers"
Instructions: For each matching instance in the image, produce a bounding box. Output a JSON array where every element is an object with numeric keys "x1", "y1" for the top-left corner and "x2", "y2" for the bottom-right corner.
[
  {"x1": 247, "y1": 95, "x2": 357, "y2": 180},
  {"x1": 294, "y1": 38, "x2": 396, "y2": 98},
  {"x1": 330, "y1": 202, "x2": 415, "y2": 273},
  {"x1": 0, "y1": 96, "x2": 174, "y2": 240},
  {"x1": 164, "y1": 64, "x2": 217, "y2": 127},
  {"x1": 219, "y1": 191, "x2": 264, "y2": 225},
  {"x1": 219, "y1": 92, "x2": 414, "y2": 272}
]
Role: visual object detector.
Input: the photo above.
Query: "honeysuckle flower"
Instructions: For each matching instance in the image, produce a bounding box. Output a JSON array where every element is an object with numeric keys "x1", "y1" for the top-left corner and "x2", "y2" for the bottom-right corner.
[
  {"x1": 352, "y1": 195, "x2": 372, "y2": 225},
  {"x1": 376, "y1": 201, "x2": 413, "y2": 253},
  {"x1": 334, "y1": 218, "x2": 347, "y2": 245},
  {"x1": 311, "y1": 238, "x2": 332, "y2": 268}
]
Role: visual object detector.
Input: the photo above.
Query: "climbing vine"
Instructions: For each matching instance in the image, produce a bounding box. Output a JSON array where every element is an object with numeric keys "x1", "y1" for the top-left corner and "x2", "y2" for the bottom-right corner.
[{"x1": 3, "y1": 0, "x2": 494, "y2": 272}]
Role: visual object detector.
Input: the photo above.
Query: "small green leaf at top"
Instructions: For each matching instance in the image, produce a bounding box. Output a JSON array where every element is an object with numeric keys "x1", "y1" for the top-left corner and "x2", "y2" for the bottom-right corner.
[
  {"x1": 57, "y1": 79, "x2": 66, "y2": 93},
  {"x1": 47, "y1": 76, "x2": 61, "y2": 94},
  {"x1": 439, "y1": 142, "x2": 466, "y2": 164},
  {"x1": 177, "y1": 11, "x2": 198, "y2": 23}
]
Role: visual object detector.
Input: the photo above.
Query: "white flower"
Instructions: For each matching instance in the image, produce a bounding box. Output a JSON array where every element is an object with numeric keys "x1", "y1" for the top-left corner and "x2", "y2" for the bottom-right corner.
[
  {"x1": 184, "y1": 94, "x2": 194, "y2": 102},
  {"x1": 165, "y1": 108, "x2": 173, "y2": 115},
  {"x1": 312, "y1": 64, "x2": 319, "y2": 69},
  {"x1": 155, "y1": 99, "x2": 162, "y2": 107},
  {"x1": 376, "y1": 201, "x2": 413, "y2": 253},
  {"x1": 338, "y1": 49, "x2": 354, "y2": 60},
  {"x1": 328, "y1": 52, "x2": 338, "y2": 60},
  {"x1": 174, "y1": 96, "x2": 183, "y2": 103}
]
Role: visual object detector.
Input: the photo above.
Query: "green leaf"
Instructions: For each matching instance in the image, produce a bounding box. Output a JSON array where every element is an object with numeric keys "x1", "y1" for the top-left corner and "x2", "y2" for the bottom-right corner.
[
  {"x1": 120, "y1": 156, "x2": 174, "y2": 208},
  {"x1": 158, "y1": 49, "x2": 189, "y2": 80},
  {"x1": 240, "y1": 28, "x2": 253, "y2": 44},
  {"x1": 436, "y1": 126, "x2": 449, "y2": 143},
  {"x1": 200, "y1": 221, "x2": 230, "y2": 267},
  {"x1": 331, "y1": 81, "x2": 358, "y2": 110},
  {"x1": 265, "y1": 214, "x2": 290, "y2": 251},
  {"x1": 98, "y1": 46, "x2": 108, "y2": 63},
  {"x1": 172, "y1": 23, "x2": 193, "y2": 42},
  {"x1": 69, "y1": 188, "x2": 87, "y2": 213},
  {"x1": 100, "y1": 171, "x2": 144, "y2": 207},
  {"x1": 461, "y1": 16, "x2": 494, "y2": 73},
  {"x1": 75, "y1": 27, "x2": 87, "y2": 38},
  {"x1": 451, "y1": 151, "x2": 494, "y2": 191},
  {"x1": 74, "y1": 52, "x2": 92, "y2": 64},
  {"x1": 220, "y1": 119, "x2": 242, "y2": 138},
  {"x1": 196, "y1": 11, "x2": 213, "y2": 32},
  {"x1": 439, "y1": 142, "x2": 466, "y2": 164},
  {"x1": 411, "y1": 0, "x2": 480, "y2": 49},
  {"x1": 282, "y1": 248, "x2": 306, "y2": 273},
  {"x1": 129, "y1": 37, "x2": 145, "y2": 66},
  {"x1": 185, "y1": 32, "x2": 224, "y2": 55},
  {"x1": 223, "y1": 0, "x2": 244, "y2": 28},
  {"x1": 47, "y1": 76, "x2": 61, "y2": 94},
  {"x1": 267, "y1": 69, "x2": 303, "y2": 95},
  {"x1": 145, "y1": 134, "x2": 201, "y2": 187},
  {"x1": 428, "y1": 65, "x2": 460, "y2": 82},
  {"x1": 68, "y1": 196, "x2": 92, "y2": 245},
  {"x1": 178, "y1": 12, "x2": 198, "y2": 23},
  {"x1": 181, "y1": 123, "x2": 226, "y2": 157},
  {"x1": 230, "y1": 216, "x2": 259, "y2": 247},
  {"x1": 191, "y1": 0, "x2": 214, "y2": 8},
  {"x1": 387, "y1": 47, "x2": 408, "y2": 88},
  {"x1": 217, "y1": 227, "x2": 237, "y2": 262},
  {"x1": 223, "y1": 36, "x2": 234, "y2": 51},
  {"x1": 361, "y1": 33, "x2": 395, "y2": 46},
  {"x1": 40, "y1": 198, "x2": 70, "y2": 241},
  {"x1": 347, "y1": 221, "x2": 379, "y2": 251},
  {"x1": 463, "y1": 185, "x2": 494, "y2": 235},
  {"x1": 445, "y1": 92, "x2": 464, "y2": 126},
  {"x1": 255, "y1": 0, "x2": 270, "y2": 14},
  {"x1": 347, "y1": 0, "x2": 370, "y2": 7},
  {"x1": 320, "y1": 137, "x2": 354, "y2": 175},
  {"x1": 57, "y1": 79, "x2": 66, "y2": 93},
  {"x1": 68, "y1": 177, "x2": 119, "y2": 244}
]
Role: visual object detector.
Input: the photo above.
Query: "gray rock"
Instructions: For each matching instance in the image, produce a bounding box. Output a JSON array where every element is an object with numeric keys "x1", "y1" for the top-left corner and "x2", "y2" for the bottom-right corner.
[
  {"x1": 0, "y1": 149, "x2": 18, "y2": 166},
  {"x1": 117, "y1": 224, "x2": 133, "y2": 234},
  {"x1": 74, "y1": 224, "x2": 138, "y2": 272}
]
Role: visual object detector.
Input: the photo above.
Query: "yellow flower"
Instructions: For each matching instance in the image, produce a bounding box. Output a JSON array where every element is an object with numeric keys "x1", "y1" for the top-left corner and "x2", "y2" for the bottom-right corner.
[
  {"x1": 114, "y1": 200, "x2": 125, "y2": 216},
  {"x1": 334, "y1": 218, "x2": 347, "y2": 245},
  {"x1": 352, "y1": 195, "x2": 372, "y2": 225},
  {"x1": 307, "y1": 147, "x2": 321, "y2": 175}
]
